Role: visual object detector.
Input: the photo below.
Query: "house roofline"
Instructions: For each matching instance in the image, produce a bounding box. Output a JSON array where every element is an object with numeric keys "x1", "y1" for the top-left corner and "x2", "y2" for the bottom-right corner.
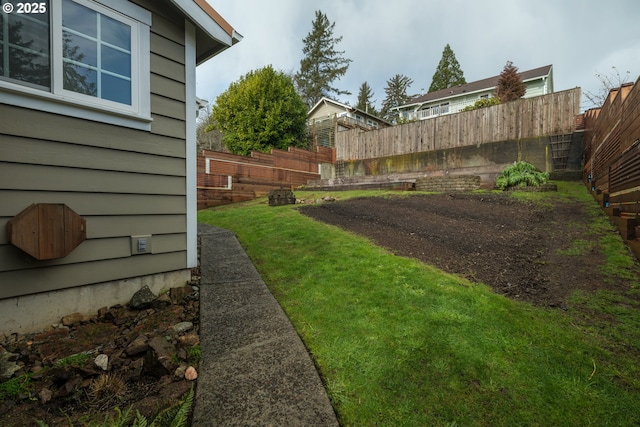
[
  {"x1": 308, "y1": 97, "x2": 392, "y2": 125},
  {"x1": 399, "y1": 64, "x2": 553, "y2": 110},
  {"x1": 170, "y1": 0, "x2": 243, "y2": 64}
]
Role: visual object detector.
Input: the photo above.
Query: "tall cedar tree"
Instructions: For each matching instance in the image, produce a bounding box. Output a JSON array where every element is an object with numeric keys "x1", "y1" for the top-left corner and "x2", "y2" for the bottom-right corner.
[
  {"x1": 495, "y1": 61, "x2": 526, "y2": 102},
  {"x1": 212, "y1": 66, "x2": 308, "y2": 155},
  {"x1": 428, "y1": 44, "x2": 466, "y2": 93},
  {"x1": 380, "y1": 74, "x2": 414, "y2": 122},
  {"x1": 356, "y1": 81, "x2": 377, "y2": 115},
  {"x1": 295, "y1": 11, "x2": 352, "y2": 109}
]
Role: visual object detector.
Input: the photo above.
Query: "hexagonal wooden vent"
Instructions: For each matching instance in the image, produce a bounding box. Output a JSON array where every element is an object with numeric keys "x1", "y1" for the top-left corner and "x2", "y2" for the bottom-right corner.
[{"x1": 7, "y1": 203, "x2": 86, "y2": 260}]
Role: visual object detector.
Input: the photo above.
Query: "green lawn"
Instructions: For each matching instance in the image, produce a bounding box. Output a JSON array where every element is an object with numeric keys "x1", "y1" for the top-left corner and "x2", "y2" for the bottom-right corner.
[{"x1": 198, "y1": 183, "x2": 640, "y2": 427}]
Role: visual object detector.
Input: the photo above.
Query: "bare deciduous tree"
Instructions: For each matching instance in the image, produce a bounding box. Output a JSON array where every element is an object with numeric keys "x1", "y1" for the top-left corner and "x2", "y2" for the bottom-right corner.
[
  {"x1": 584, "y1": 66, "x2": 631, "y2": 109},
  {"x1": 196, "y1": 102, "x2": 225, "y2": 152}
]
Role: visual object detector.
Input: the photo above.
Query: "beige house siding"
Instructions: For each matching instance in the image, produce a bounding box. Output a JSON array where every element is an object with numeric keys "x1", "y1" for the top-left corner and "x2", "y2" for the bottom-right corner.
[
  {"x1": 0, "y1": 1, "x2": 189, "y2": 300},
  {"x1": 310, "y1": 103, "x2": 342, "y2": 122}
]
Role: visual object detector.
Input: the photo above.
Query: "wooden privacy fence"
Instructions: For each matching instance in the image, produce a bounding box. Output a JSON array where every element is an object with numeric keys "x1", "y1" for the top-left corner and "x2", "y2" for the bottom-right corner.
[
  {"x1": 197, "y1": 146, "x2": 334, "y2": 208},
  {"x1": 583, "y1": 77, "x2": 640, "y2": 258},
  {"x1": 336, "y1": 88, "x2": 581, "y2": 161}
]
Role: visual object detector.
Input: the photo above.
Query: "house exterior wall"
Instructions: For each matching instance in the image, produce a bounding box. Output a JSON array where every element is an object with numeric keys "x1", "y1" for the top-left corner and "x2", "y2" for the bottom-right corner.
[
  {"x1": 308, "y1": 100, "x2": 388, "y2": 129},
  {"x1": 309, "y1": 104, "x2": 343, "y2": 123},
  {"x1": 523, "y1": 76, "x2": 552, "y2": 98},
  {"x1": 402, "y1": 76, "x2": 552, "y2": 121},
  {"x1": 0, "y1": 0, "x2": 193, "y2": 333}
]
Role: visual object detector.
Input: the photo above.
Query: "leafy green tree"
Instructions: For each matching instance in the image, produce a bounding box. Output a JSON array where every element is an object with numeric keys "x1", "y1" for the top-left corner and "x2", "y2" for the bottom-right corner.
[
  {"x1": 211, "y1": 66, "x2": 308, "y2": 155},
  {"x1": 495, "y1": 61, "x2": 526, "y2": 102},
  {"x1": 295, "y1": 10, "x2": 352, "y2": 108},
  {"x1": 380, "y1": 74, "x2": 414, "y2": 122},
  {"x1": 356, "y1": 81, "x2": 377, "y2": 115},
  {"x1": 428, "y1": 44, "x2": 466, "y2": 93}
]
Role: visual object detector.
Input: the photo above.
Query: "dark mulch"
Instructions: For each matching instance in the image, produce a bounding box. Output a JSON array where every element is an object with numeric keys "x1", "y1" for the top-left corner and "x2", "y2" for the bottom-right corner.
[{"x1": 300, "y1": 192, "x2": 631, "y2": 308}]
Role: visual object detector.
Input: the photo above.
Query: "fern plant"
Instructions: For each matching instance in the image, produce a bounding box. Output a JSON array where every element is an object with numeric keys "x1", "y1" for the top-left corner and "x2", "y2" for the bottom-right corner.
[
  {"x1": 35, "y1": 385, "x2": 195, "y2": 427},
  {"x1": 495, "y1": 161, "x2": 549, "y2": 190}
]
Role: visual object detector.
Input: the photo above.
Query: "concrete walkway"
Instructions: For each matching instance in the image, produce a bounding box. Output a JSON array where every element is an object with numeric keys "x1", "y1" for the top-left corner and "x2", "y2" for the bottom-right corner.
[{"x1": 192, "y1": 224, "x2": 339, "y2": 426}]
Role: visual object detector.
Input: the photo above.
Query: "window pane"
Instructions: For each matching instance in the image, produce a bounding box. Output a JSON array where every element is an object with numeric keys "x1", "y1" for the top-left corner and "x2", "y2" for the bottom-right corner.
[
  {"x1": 102, "y1": 74, "x2": 131, "y2": 105},
  {"x1": 62, "y1": 0, "x2": 96, "y2": 38},
  {"x1": 63, "y1": 31, "x2": 97, "y2": 67},
  {"x1": 61, "y1": 0, "x2": 132, "y2": 106},
  {"x1": 102, "y1": 45, "x2": 130, "y2": 76},
  {"x1": 9, "y1": 14, "x2": 48, "y2": 48},
  {"x1": 63, "y1": 63, "x2": 97, "y2": 96},
  {"x1": 101, "y1": 14, "x2": 130, "y2": 50},
  {"x1": 1, "y1": 9, "x2": 51, "y2": 88}
]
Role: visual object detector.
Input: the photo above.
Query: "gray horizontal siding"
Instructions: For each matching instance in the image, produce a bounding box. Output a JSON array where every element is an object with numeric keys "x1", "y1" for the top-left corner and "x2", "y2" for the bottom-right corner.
[
  {"x1": 0, "y1": 104, "x2": 186, "y2": 158},
  {"x1": 0, "y1": 215, "x2": 186, "y2": 244},
  {"x1": 150, "y1": 32, "x2": 185, "y2": 64},
  {"x1": 150, "y1": 114, "x2": 187, "y2": 139},
  {"x1": 151, "y1": 74, "x2": 186, "y2": 103},
  {"x1": 0, "y1": 163, "x2": 186, "y2": 194},
  {"x1": 0, "y1": 192, "x2": 186, "y2": 217},
  {"x1": 151, "y1": 53, "x2": 185, "y2": 83},
  {"x1": 0, "y1": 234, "x2": 186, "y2": 272},
  {"x1": 0, "y1": 252, "x2": 186, "y2": 299},
  {"x1": 0, "y1": 0, "x2": 191, "y2": 299},
  {"x1": 151, "y1": 94, "x2": 186, "y2": 121},
  {"x1": 0, "y1": 135, "x2": 185, "y2": 175}
]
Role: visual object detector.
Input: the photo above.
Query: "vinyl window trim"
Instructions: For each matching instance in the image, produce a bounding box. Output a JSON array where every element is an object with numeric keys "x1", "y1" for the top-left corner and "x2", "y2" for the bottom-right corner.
[{"x1": 0, "y1": 0, "x2": 152, "y2": 130}]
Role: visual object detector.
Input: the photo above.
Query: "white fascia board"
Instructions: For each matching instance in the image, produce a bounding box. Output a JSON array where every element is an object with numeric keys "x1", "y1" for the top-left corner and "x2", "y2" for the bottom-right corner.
[{"x1": 170, "y1": 0, "x2": 233, "y2": 47}]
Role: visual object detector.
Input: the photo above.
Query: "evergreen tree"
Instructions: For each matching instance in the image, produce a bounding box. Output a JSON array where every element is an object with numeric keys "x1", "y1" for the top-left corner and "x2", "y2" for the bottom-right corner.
[
  {"x1": 495, "y1": 61, "x2": 526, "y2": 102},
  {"x1": 356, "y1": 81, "x2": 377, "y2": 115},
  {"x1": 212, "y1": 66, "x2": 308, "y2": 155},
  {"x1": 428, "y1": 44, "x2": 466, "y2": 93},
  {"x1": 380, "y1": 74, "x2": 414, "y2": 122},
  {"x1": 295, "y1": 10, "x2": 352, "y2": 108}
]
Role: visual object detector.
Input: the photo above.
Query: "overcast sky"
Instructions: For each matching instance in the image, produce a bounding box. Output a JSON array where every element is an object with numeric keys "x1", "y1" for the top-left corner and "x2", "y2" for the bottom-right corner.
[{"x1": 195, "y1": 0, "x2": 640, "y2": 113}]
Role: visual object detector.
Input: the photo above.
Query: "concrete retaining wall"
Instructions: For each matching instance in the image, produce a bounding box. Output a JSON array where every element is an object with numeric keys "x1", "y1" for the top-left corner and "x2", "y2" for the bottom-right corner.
[{"x1": 327, "y1": 134, "x2": 583, "y2": 188}]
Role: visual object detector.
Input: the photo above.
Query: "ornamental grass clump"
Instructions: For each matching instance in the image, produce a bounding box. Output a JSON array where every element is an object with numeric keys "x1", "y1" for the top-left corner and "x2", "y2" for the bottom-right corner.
[{"x1": 495, "y1": 161, "x2": 549, "y2": 190}]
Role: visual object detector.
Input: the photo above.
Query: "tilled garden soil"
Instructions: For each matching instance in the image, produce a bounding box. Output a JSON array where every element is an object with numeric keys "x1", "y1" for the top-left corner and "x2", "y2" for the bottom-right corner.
[{"x1": 300, "y1": 192, "x2": 631, "y2": 307}]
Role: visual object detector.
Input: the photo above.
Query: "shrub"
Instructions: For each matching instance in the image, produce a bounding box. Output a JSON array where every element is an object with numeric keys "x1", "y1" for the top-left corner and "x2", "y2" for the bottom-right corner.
[
  {"x1": 462, "y1": 96, "x2": 500, "y2": 111},
  {"x1": 495, "y1": 161, "x2": 549, "y2": 190}
]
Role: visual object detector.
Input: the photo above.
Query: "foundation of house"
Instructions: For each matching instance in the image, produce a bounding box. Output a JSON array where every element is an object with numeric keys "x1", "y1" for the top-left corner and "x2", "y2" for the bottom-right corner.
[{"x1": 0, "y1": 270, "x2": 191, "y2": 336}]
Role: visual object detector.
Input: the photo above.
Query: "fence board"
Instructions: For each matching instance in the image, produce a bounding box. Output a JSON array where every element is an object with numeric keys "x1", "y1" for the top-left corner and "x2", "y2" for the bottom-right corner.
[
  {"x1": 197, "y1": 146, "x2": 334, "y2": 208},
  {"x1": 337, "y1": 88, "x2": 580, "y2": 161},
  {"x1": 583, "y1": 77, "x2": 640, "y2": 258}
]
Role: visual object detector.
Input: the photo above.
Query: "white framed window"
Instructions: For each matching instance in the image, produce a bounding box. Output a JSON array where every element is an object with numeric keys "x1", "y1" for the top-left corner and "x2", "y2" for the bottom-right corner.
[{"x1": 0, "y1": 0, "x2": 151, "y2": 129}]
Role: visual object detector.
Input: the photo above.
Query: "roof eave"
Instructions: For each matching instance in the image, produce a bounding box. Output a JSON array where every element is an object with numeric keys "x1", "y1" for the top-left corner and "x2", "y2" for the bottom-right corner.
[{"x1": 169, "y1": 0, "x2": 242, "y2": 65}]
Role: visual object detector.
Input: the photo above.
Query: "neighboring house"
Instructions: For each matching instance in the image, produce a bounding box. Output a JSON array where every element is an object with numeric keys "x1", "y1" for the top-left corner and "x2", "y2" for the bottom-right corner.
[
  {"x1": 0, "y1": 0, "x2": 241, "y2": 334},
  {"x1": 307, "y1": 97, "x2": 391, "y2": 147},
  {"x1": 309, "y1": 97, "x2": 391, "y2": 131},
  {"x1": 396, "y1": 64, "x2": 554, "y2": 121}
]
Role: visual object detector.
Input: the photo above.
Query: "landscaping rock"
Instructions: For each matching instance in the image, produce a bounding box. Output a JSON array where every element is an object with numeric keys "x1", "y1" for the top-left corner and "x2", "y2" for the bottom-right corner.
[
  {"x1": 144, "y1": 336, "x2": 179, "y2": 378},
  {"x1": 128, "y1": 285, "x2": 157, "y2": 309},
  {"x1": 185, "y1": 366, "x2": 197, "y2": 381},
  {"x1": 94, "y1": 354, "x2": 108, "y2": 371},
  {"x1": 61, "y1": 313, "x2": 92, "y2": 326},
  {"x1": 172, "y1": 321, "x2": 194, "y2": 334},
  {"x1": 0, "y1": 284, "x2": 201, "y2": 425},
  {"x1": 0, "y1": 351, "x2": 20, "y2": 379},
  {"x1": 125, "y1": 335, "x2": 149, "y2": 356}
]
